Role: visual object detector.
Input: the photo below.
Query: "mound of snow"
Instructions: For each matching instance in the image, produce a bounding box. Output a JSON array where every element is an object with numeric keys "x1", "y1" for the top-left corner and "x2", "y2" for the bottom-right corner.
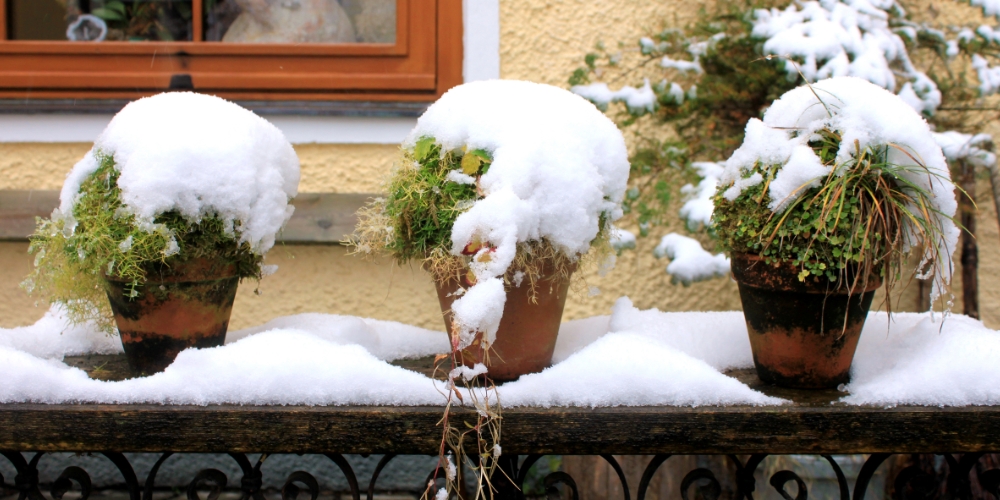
[
  {"x1": 59, "y1": 92, "x2": 300, "y2": 255},
  {"x1": 0, "y1": 302, "x2": 780, "y2": 407},
  {"x1": 0, "y1": 306, "x2": 121, "y2": 359},
  {"x1": 844, "y1": 312, "x2": 1000, "y2": 406},
  {"x1": 406, "y1": 80, "x2": 630, "y2": 348},
  {"x1": 5, "y1": 301, "x2": 1000, "y2": 407}
]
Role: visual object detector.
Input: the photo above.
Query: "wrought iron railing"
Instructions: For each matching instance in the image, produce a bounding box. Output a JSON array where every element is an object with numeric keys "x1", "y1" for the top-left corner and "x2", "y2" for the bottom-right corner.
[{"x1": 3, "y1": 451, "x2": 1000, "y2": 500}]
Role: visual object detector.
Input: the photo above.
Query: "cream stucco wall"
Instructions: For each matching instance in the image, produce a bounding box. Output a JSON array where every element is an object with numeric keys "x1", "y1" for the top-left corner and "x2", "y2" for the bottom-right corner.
[{"x1": 0, "y1": 0, "x2": 998, "y2": 334}]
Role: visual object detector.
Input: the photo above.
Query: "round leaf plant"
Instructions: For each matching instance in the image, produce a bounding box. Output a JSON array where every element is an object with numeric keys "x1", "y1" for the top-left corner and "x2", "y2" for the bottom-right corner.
[{"x1": 713, "y1": 77, "x2": 960, "y2": 306}]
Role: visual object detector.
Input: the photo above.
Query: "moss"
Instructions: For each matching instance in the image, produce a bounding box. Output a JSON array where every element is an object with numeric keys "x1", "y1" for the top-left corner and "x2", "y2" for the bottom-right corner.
[
  {"x1": 384, "y1": 137, "x2": 486, "y2": 262},
  {"x1": 24, "y1": 152, "x2": 263, "y2": 332},
  {"x1": 350, "y1": 137, "x2": 613, "y2": 291}
]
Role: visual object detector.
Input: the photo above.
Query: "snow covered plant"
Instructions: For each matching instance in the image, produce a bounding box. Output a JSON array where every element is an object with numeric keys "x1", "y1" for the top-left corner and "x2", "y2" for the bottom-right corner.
[
  {"x1": 568, "y1": 0, "x2": 1000, "y2": 292},
  {"x1": 714, "y1": 77, "x2": 959, "y2": 305},
  {"x1": 351, "y1": 80, "x2": 629, "y2": 349},
  {"x1": 351, "y1": 79, "x2": 627, "y2": 500},
  {"x1": 24, "y1": 92, "x2": 300, "y2": 332}
]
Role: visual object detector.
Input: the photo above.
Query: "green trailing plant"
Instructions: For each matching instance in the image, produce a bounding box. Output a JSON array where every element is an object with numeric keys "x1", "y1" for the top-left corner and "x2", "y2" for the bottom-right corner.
[
  {"x1": 569, "y1": 0, "x2": 1000, "y2": 237},
  {"x1": 567, "y1": 0, "x2": 1000, "y2": 320},
  {"x1": 569, "y1": 0, "x2": 799, "y2": 232},
  {"x1": 24, "y1": 152, "x2": 263, "y2": 333},
  {"x1": 713, "y1": 127, "x2": 955, "y2": 301}
]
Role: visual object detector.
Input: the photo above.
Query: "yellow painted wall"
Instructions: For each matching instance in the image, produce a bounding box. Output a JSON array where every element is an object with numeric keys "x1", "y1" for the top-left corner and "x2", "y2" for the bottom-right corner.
[{"x1": 1, "y1": 0, "x2": 998, "y2": 334}]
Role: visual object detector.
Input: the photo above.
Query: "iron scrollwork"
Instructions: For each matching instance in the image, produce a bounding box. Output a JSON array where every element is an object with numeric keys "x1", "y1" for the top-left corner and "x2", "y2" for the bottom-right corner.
[{"x1": 2, "y1": 451, "x2": 1000, "y2": 500}]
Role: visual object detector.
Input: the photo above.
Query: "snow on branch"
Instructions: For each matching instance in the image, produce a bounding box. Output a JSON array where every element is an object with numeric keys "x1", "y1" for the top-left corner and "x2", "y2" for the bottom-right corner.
[{"x1": 654, "y1": 233, "x2": 730, "y2": 286}]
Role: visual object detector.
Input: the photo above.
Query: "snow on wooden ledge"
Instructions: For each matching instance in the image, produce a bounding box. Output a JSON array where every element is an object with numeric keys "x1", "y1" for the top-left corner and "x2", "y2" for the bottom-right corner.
[{"x1": 0, "y1": 298, "x2": 998, "y2": 407}]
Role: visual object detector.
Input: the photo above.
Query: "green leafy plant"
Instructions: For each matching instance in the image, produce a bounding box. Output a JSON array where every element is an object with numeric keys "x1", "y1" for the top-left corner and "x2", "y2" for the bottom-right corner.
[
  {"x1": 24, "y1": 152, "x2": 263, "y2": 332},
  {"x1": 350, "y1": 137, "x2": 610, "y2": 289},
  {"x1": 91, "y1": 0, "x2": 192, "y2": 41},
  {"x1": 351, "y1": 136, "x2": 616, "y2": 500},
  {"x1": 567, "y1": 0, "x2": 1000, "y2": 320},
  {"x1": 714, "y1": 127, "x2": 956, "y2": 301}
]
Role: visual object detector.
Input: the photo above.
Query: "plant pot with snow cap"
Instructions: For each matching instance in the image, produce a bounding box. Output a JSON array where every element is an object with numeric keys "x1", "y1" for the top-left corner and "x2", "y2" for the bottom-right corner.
[
  {"x1": 350, "y1": 79, "x2": 629, "y2": 381},
  {"x1": 24, "y1": 92, "x2": 300, "y2": 375},
  {"x1": 713, "y1": 77, "x2": 959, "y2": 389}
]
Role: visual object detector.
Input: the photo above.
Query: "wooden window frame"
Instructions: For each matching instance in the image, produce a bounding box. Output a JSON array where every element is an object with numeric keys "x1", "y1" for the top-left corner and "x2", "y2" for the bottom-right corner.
[{"x1": 0, "y1": 0, "x2": 462, "y2": 102}]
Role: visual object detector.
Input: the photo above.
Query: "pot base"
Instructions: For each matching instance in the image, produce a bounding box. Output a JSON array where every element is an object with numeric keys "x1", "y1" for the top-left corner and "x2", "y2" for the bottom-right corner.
[
  {"x1": 738, "y1": 282, "x2": 875, "y2": 389},
  {"x1": 732, "y1": 253, "x2": 880, "y2": 390},
  {"x1": 434, "y1": 267, "x2": 573, "y2": 382},
  {"x1": 105, "y1": 259, "x2": 239, "y2": 376}
]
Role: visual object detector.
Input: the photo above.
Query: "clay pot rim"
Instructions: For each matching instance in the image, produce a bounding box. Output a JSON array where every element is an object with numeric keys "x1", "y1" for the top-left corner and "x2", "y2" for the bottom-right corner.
[
  {"x1": 731, "y1": 252, "x2": 883, "y2": 294},
  {"x1": 104, "y1": 257, "x2": 240, "y2": 285},
  {"x1": 103, "y1": 274, "x2": 240, "y2": 285}
]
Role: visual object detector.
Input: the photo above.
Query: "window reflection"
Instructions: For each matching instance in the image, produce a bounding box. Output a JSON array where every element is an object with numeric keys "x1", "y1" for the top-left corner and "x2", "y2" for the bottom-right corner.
[
  {"x1": 8, "y1": 0, "x2": 193, "y2": 41},
  {"x1": 208, "y1": 0, "x2": 396, "y2": 43},
  {"x1": 6, "y1": 0, "x2": 395, "y2": 44}
]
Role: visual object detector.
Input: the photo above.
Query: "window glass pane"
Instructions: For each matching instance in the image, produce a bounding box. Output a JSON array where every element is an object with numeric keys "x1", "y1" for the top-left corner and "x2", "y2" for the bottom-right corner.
[
  {"x1": 206, "y1": 0, "x2": 395, "y2": 43},
  {"x1": 7, "y1": 0, "x2": 193, "y2": 41},
  {"x1": 7, "y1": 0, "x2": 68, "y2": 40}
]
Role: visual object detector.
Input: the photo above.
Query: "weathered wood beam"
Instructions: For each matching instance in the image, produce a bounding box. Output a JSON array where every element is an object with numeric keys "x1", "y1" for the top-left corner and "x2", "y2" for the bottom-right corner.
[{"x1": 0, "y1": 403, "x2": 999, "y2": 455}]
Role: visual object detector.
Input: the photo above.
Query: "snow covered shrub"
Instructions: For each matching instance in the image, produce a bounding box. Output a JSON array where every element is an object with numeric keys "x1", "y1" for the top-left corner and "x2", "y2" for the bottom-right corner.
[
  {"x1": 25, "y1": 92, "x2": 300, "y2": 332},
  {"x1": 351, "y1": 80, "x2": 629, "y2": 349},
  {"x1": 713, "y1": 77, "x2": 959, "y2": 303},
  {"x1": 569, "y1": 0, "x2": 799, "y2": 233},
  {"x1": 569, "y1": 0, "x2": 1000, "y2": 291}
]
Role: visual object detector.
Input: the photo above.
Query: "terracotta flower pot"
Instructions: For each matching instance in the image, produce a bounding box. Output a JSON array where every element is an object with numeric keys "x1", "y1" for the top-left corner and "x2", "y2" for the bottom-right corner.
[
  {"x1": 103, "y1": 258, "x2": 240, "y2": 375},
  {"x1": 730, "y1": 252, "x2": 881, "y2": 389},
  {"x1": 433, "y1": 263, "x2": 574, "y2": 381}
]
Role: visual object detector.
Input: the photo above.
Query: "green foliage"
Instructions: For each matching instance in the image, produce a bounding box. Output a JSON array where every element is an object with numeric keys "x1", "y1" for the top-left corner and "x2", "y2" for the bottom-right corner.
[
  {"x1": 570, "y1": 0, "x2": 798, "y2": 231},
  {"x1": 713, "y1": 128, "x2": 951, "y2": 292},
  {"x1": 520, "y1": 456, "x2": 563, "y2": 497},
  {"x1": 91, "y1": 0, "x2": 192, "y2": 41},
  {"x1": 350, "y1": 137, "x2": 613, "y2": 285},
  {"x1": 622, "y1": 143, "x2": 693, "y2": 235},
  {"x1": 25, "y1": 153, "x2": 262, "y2": 332},
  {"x1": 380, "y1": 138, "x2": 489, "y2": 262}
]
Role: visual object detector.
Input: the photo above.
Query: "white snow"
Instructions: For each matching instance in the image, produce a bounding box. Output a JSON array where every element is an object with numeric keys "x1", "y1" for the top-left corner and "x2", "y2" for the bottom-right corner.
[
  {"x1": 570, "y1": 79, "x2": 658, "y2": 114},
  {"x1": 0, "y1": 301, "x2": 775, "y2": 407},
  {"x1": 661, "y1": 57, "x2": 703, "y2": 73},
  {"x1": 679, "y1": 161, "x2": 724, "y2": 230},
  {"x1": 2, "y1": 300, "x2": 1000, "y2": 407},
  {"x1": 499, "y1": 331, "x2": 778, "y2": 407},
  {"x1": 446, "y1": 170, "x2": 477, "y2": 185},
  {"x1": 0, "y1": 306, "x2": 121, "y2": 359},
  {"x1": 934, "y1": 131, "x2": 997, "y2": 169},
  {"x1": 844, "y1": 312, "x2": 1000, "y2": 406},
  {"x1": 406, "y1": 80, "x2": 629, "y2": 348},
  {"x1": 970, "y1": 0, "x2": 1000, "y2": 18},
  {"x1": 721, "y1": 77, "x2": 959, "y2": 305},
  {"x1": 58, "y1": 92, "x2": 300, "y2": 255},
  {"x1": 609, "y1": 227, "x2": 637, "y2": 251},
  {"x1": 653, "y1": 233, "x2": 731, "y2": 285},
  {"x1": 973, "y1": 53, "x2": 1000, "y2": 95},
  {"x1": 751, "y1": 0, "x2": 941, "y2": 115},
  {"x1": 225, "y1": 312, "x2": 449, "y2": 361}
]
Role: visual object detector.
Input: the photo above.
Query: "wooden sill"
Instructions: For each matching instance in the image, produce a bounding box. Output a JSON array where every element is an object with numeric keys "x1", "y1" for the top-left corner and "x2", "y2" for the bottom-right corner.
[{"x1": 0, "y1": 190, "x2": 373, "y2": 244}]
